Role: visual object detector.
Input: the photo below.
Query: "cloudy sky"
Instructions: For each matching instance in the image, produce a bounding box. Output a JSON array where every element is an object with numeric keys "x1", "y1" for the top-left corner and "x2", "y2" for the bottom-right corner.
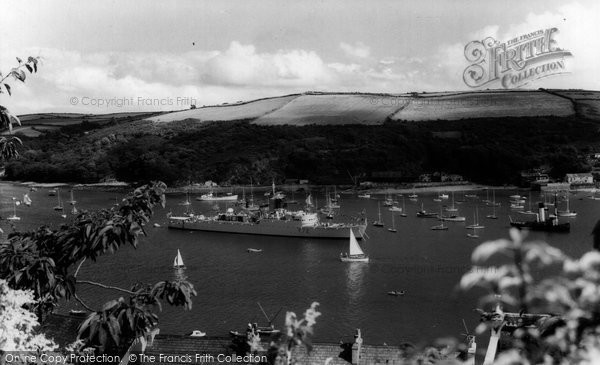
[{"x1": 1, "y1": 0, "x2": 599, "y2": 114}]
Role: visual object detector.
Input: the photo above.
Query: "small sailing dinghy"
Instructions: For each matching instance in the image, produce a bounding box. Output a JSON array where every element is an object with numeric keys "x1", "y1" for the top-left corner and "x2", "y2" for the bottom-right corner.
[
  {"x1": 400, "y1": 197, "x2": 407, "y2": 217},
  {"x1": 7, "y1": 198, "x2": 21, "y2": 221},
  {"x1": 68, "y1": 190, "x2": 77, "y2": 205},
  {"x1": 23, "y1": 194, "x2": 32, "y2": 206},
  {"x1": 431, "y1": 207, "x2": 448, "y2": 230},
  {"x1": 53, "y1": 189, "x2": 64, "y2": 211},
  {"x1": 372, "y1": 202, "x2": 384, "y2": 227},
  {"x1": 173, "y1": 249, "x2": 185, "y2": 269},
  {"x1": 387, "y1": 213, "x2": 397, "y2": 233},
  {"x1": 465, "y1": 208, "x2": 484, "y2": 229},
  {"x1": 558, "y1": 193, "x2": 577, "y2": 217},
  {"x1": 486, "y1": 189, "x2": 499, "y2": 219},
  {"x1": 340, "y1": 229, "x2": 369, "y2": 263},
  {"x1": 467, "y1": 226, "x2": 480, "y2": 238}
]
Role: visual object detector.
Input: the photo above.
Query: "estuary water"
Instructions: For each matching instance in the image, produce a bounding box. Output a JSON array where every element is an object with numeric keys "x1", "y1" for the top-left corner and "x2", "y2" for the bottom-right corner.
[{"x1": 1, "y1": 184, "x2": 597, "y2": 346}]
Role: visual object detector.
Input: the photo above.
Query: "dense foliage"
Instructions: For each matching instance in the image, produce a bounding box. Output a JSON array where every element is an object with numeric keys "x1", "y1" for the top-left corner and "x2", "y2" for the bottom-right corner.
[
  {"x1": 461, "y1": 229, "x2": 600, "y2": 364},
  {"x1": 0, "y1": 182, "x2": 197, "y2": 354},
  {"x1": 4, "y1": 116, "x2": 599, "y2": 186}
]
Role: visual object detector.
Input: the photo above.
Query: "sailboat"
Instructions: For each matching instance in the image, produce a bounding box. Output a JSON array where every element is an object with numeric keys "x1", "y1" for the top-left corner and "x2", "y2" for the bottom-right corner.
[
  {"x1": 383, "y1": 193, "x2": 394, "y2": 206},
  {"x1": 417, "y1": 202, "x2": 438, "y2": 218},
  {"x1": 466, "y1": 207, "x2": 484, "y2": 229},
  {"x1": 467, "y1": 225, "x2": 480, "y2": 238},
  {"x1": 68, "y1": 190, "x2": 77, "y2": 205},
  {"x1": 486, "y1": 190, "x2": 498, "y2": 219},
  {"x1": 372, "y1": 202, "x2": 384, "y2": 227},
  {"x1": 7, "y1": 197, "x2": 21, "y2": 221},
  {"x1": 173, "y1": 249, "x2": 185, "y2": 269},
  {"x1": 589, "y1": 189, "x2": 600, "y2": 200},
  {"x1": 519, "y1": 191, "x2": 536, "y2": 215},
  {"x1": 482, "y1": 189, "x2": 491, "y2": 204},
  {"x1": 445, "y1": 192, "x2": 458, "y2": 212},
  {"x1": 340, "y1": 229, "x2": 369, "y2": 262},
  {"x1": 179, "y1": 190, "x2": 192, "y2": 206},
  {"x1": 400, "y1": 197, "x2": 407, "y2": 217},
  {"x1": 71, "y1": 204, "x2": 78, "y2": 215},
  {"x1": 558, "y1": 193, "x2": 577, "y2": 217},
  {"x1": 431, "y1": 207, "x2": 448, "y2": 230},
  {"x1": 53, "y1": 189, "x2": 64, "y2": 211},
  {"x1": 23, "y1": 194, "x2": 32, "y2": 207},
  {"x1": 387, "y1": 213, "x2": 397, "y2": 233}
]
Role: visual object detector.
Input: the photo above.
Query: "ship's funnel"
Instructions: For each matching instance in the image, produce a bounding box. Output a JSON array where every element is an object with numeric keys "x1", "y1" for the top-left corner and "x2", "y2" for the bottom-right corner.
[{"x1": 538, "y1": 202, "x2": 545, "y2": 222}]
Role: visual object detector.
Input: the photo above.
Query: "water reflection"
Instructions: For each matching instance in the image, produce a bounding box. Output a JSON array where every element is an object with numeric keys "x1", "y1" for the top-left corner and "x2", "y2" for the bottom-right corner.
[{"x1": 344, "y1": 262, "x2": 367, "y2": 306}]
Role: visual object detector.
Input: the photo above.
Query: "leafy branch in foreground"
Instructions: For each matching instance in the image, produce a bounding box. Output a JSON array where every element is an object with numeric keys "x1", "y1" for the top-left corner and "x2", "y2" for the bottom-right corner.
[
  {"x1": 461, "y1": 228, "x2": 600, "y2": 364},
  {"x1": 0, "y1": 56, "x2": 40, "y2": 96},
  {"x1": 0, "y1": 181, "x2": 197, "y2": 354},
  {"x1": 0, "y1": 56, "x2": 41, "y2": 161}
]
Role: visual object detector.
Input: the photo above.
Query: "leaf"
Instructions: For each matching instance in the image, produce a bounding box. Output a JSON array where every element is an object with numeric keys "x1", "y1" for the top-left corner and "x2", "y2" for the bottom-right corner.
[
  {"x1": 102, "y1": 299, "x2": 119, "y2": 311},
  {"x1": 25, "y1": 64, "x2": 33, "y2": 73},
  {"x1": 471, "y1": 239, "x2": 513, "y2": 264},
  {"x1": 16, "y1": 57, "x2": 22, "y2": 63},
  {"x1": 4, "y1": 84, "x2": 11, "y2": 96},
  {"x1": 524, "y1": 242, "x2": 566, "y2": 267}
]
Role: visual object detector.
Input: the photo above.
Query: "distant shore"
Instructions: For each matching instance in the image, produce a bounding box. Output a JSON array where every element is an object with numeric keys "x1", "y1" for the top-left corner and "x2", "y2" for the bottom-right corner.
[{"x1": 3, "y1": 180, "x2": 596, "y2": 195}]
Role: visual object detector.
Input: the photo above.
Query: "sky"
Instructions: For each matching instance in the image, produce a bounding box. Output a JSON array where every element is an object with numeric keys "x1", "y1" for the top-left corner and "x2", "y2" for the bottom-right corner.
[{"x1": 1, "y1": 0, "x2": 599, "y2": 114}]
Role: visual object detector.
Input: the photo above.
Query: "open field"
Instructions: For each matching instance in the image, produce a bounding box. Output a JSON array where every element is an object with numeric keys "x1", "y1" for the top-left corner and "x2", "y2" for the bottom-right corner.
[
  {"x1": 144, "y1": 89, "x2": 597, "y2": 126},
  {"x1": 252, "y1": 94, "x2": 408, "y2": 125},
  {"x1": 546, "y1": 89, "x2": 600, "y2": 119},
  {"x1": 390, "y1": 91, "x2": 575, "y2": 121},
  {"x1": 146, "y1": 95, "x2": 300, "y2": 123}
]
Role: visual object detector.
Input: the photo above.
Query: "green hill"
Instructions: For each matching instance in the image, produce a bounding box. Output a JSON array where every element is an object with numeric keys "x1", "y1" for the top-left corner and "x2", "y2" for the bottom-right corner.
[{"x1": 5, "y1": 89, "x2": 600, "y2": 186}]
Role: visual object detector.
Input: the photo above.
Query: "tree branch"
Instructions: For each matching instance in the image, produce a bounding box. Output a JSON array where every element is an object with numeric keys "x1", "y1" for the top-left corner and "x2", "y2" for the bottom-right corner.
[
  {"x1": 77, "y1": 280, "x2": 136, "y2": 295},
  {"x1": 74, "y1": 293, "x2": 95, "y2": 312},
  {"x1": 74, "y1": 257, "x2": 86, "y2": 278}
]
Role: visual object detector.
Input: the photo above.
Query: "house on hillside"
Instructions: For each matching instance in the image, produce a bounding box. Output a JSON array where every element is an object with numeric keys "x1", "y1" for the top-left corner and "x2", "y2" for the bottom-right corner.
[
  {"x1": 521, "y1": 171, "x2": 550, "y2": 187},
  {"x1": 565, "y1": 173, "x2": 593, "y2": 185}
]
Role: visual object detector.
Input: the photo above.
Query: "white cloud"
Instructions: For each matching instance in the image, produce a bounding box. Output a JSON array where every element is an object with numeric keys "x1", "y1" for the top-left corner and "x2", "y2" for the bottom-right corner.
[
  {"x1": 339, "y1": 42, "x2": 371, "y2": 59},
  {"x1": 1, "y1": 1, "x2": 598, "y2": 116},
  {"x1": 202, "y1": 41, "x2": 332, "y2": 87}
]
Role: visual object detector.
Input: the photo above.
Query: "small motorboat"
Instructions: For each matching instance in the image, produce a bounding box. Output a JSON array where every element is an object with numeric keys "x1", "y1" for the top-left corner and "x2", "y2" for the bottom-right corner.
[
  {"x1": 387, "y1": 290, "x2": 405, "y2": 296},
  {"x1": 189, "y1": 330, "x2": 206, "y2": 337},
  {"x1": 247, "y1": 248, "x2": 263, "y2": 253},
  {"x1": 69, "y1": 309, "x2": 88, "y2": 317}
]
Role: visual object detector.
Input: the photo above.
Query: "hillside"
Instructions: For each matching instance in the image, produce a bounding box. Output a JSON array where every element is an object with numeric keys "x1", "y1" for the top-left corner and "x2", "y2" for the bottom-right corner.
[
  {"x1": 141, "y1": 89, "x2": 599, "y2": 125},
  {"x1": 4, "y1": 111, "x2": 166, "y2": 137},
  {"x1": 4, "y1": 89, "x2": 600, "y2": 187}
]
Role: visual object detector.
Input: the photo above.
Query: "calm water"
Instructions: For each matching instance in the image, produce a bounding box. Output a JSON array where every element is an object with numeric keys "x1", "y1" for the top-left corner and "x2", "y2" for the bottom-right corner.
[{"x1": 1, "y1": 184, "x2": 598, "y2": 346}]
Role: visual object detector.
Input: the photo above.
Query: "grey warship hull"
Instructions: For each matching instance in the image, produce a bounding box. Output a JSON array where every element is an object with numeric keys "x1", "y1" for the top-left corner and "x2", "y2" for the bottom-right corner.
[{"x1": 168, "y1": 218, "x2": 367, "y2": 239}]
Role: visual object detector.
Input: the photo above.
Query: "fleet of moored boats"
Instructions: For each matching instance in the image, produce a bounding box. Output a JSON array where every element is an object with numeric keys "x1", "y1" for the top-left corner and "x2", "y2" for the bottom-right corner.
[{"x1": 2, "y1": 182, "x2": 596, "y2": 339}]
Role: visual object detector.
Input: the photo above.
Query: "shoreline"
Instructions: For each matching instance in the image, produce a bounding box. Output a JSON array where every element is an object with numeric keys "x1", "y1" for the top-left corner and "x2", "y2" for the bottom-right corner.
[{"x1": 2, "y1": 180, "x2": 596, "y2": 195}]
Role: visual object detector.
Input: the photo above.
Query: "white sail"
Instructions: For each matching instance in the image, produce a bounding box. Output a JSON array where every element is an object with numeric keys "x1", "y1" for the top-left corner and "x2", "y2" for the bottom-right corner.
[
  {"x1": 305, "y1": 193, "x2": 313, "y2": 207},
  {"x1": 348, "y1": 229, "x2": 364, "y2": 256},
  {"x1": 174, "y1": 249, "x2": 185, "y2": 267}
]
